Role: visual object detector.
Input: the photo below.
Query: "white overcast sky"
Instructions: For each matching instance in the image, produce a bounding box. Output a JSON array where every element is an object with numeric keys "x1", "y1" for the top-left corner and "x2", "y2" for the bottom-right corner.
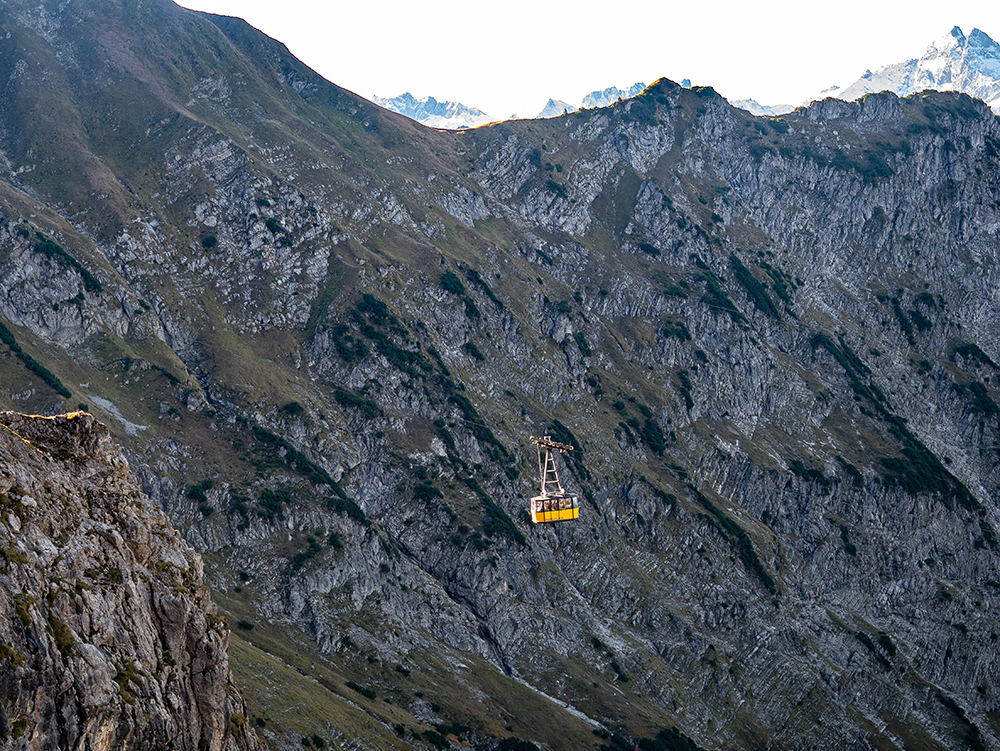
[{"x1": 176, "y1": 0, "x2": 1000, "y2": 119}]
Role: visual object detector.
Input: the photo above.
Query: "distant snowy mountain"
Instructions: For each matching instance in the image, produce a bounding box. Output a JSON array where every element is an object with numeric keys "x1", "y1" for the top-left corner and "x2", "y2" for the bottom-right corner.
[
  {"x1": 536, "y1": 99, "x2": 577, "y2": 118},
  {"x1": 730, "y1": 99, "x2": 795, "y2": 117},
  {"x1": 375, "y1": 82, "x2": 650, "y2": 128},
  {"x1": 371, "y1": 93, "x2": 495, "y2": 129},
  {"x1": 821, "y1": 27, "x2": 1000, "y2": 111},
  {"x1": 581, "y1": 82, "x2": 647, "y2": 108},
  {"x1": 535, "y1": 82, "x2": 647, "y2": 119},
  {"x1": 732, "y1": 26, "x2": 1000, "y2": 117}
]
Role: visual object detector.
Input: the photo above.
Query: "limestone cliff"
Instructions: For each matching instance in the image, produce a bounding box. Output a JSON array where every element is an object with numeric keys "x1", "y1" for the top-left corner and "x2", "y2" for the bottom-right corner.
[{"x1": 0, "y1": 412, "x2": 259, "y2": 751}]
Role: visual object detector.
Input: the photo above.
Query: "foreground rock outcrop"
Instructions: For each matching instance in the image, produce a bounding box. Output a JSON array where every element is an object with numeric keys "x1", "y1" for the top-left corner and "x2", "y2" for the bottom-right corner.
[{"x1": 0, "y1": 411, "x2": 259, "y2": 750}]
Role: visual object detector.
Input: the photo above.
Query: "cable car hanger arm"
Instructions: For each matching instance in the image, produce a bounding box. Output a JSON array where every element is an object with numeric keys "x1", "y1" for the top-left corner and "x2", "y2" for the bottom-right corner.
[{"x1": 529, "y1": 435, "x2": 574, "y2": 453}]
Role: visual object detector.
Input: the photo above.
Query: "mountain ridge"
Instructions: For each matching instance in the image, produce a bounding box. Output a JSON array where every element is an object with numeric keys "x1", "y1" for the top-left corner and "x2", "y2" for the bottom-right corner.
[{"x1": 3, "y1": 2, "x2": 1000, "y2": 749}]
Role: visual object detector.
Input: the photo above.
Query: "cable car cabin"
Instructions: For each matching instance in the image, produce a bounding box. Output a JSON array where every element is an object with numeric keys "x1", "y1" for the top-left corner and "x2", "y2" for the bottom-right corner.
[
  {"x1": 529, "y1": 435, "x2": 580, "y2": 524},
  {"x1": 530, "y1": 492, "x2": 579, "y2": 523}
]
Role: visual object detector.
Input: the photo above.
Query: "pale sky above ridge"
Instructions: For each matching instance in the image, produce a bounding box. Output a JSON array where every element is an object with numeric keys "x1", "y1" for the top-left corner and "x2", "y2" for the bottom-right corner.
[{"x1": 177, "y1": 0, "x2": 999, "y2": 120}]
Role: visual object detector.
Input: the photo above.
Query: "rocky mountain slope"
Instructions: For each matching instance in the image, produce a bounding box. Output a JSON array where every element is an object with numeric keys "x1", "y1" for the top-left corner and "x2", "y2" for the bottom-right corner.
[
  {"x1": 4, "y1": 1, "x2": 1000, "y2": 749},
  {"x1": 0, "y1": 411, "x2": 260, "y2": 750}
]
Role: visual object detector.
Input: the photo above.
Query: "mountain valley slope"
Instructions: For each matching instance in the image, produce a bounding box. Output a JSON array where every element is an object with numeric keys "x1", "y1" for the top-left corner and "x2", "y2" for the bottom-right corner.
[{"x1": 3, "y1": 1, "x2": 1000, "y2": 749}]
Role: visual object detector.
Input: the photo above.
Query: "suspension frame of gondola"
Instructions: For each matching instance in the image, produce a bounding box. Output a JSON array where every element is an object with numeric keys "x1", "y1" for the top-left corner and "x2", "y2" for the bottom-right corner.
[{"x1": 528, "y1": 435, "x2": 579, "y2": 523}]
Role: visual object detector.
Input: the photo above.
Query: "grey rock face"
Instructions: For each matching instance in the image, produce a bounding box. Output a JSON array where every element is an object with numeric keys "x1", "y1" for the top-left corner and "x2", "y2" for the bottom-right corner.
[{"x1": 0, "y1": 412, "x2": 260, "y2": 751}]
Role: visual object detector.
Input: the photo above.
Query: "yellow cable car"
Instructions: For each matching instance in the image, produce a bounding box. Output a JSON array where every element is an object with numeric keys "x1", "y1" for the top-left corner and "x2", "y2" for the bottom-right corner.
[{"x1": 529, "y1": 435, "x2": 579, "y2": 523}]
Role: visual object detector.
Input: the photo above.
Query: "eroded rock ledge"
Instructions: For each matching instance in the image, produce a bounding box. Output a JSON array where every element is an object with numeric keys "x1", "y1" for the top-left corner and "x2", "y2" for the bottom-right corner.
[{"x1": 0, "y1": 411, "x2": 259, "y2": 751}]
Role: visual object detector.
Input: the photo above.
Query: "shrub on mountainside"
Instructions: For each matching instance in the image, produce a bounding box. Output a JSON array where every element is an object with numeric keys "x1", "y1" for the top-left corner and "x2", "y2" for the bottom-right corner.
[
  {"x1": 33, "y1": 233, "x2": 102, "y2": 294},
  {"x1": 0, "y1": 319, "x2": 72, "y2": 398},
  {"x1": 440, "y1": 271, "x2": 465, "y2": 295}
]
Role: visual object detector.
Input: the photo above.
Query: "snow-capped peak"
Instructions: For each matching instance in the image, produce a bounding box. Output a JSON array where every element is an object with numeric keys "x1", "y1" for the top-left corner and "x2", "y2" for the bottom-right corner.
[
  {"x1": 581, "y1": 82, "x2": 647, "y2": 109},
  {"x1": 536, "y1": 99, "x2": 577, "y2": 119},
  {"x1": 813, "y1": 26, "x2": 1000, "y2": 113},
  {"x1": 375, "y1": 81, "x2": 650, "y2": 128},
  {"x1": 928, "y1": 25, "x2": 966, "y2": 55},
  {"x1": 371, "y1": 93, "x2": 495, "y2": 130},
  {"x1": 736, "y1": 26, "x2": 1000, "y2": 117},
  {"x1": 535, "y1": 82, "x2": 647, "y2": 119}
]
